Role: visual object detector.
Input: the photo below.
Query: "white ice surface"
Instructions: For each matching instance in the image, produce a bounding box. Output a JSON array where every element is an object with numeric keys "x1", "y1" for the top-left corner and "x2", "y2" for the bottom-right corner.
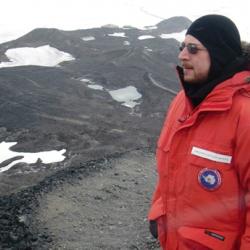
[
  {"x1": 123, "y1": 41, "x2": 130, "y2": 46},
  {"x1": 160, "y1": 30, "x2": 187, "y2": 43},
  {"x1": 108, "y1": 86, "x2": 142, "y2": 108},
  {"x1": 0, "y1": 141, "x2": 66, "y2": 173},
  {"x1": 82, "y1": 36, "x2": 96, "y2": 41},
  {"x1": 0, "y1": 45, "x2": 75, "y2": 68},
  {"x1": 81, "y1": 78, "x2": 142, "y2": 108},
  {"x1": 138, "y1": 35, "x2": 155, "y2": 40},
  {"x1": 87, "y1": 84, "x2": 104, "y2": 90},
  {"x1": 107, "y1": 32, "x2": 127, "y2": 38},
  {"x1": 80, "y1": 78, "x2": 95, "y2": 84}
]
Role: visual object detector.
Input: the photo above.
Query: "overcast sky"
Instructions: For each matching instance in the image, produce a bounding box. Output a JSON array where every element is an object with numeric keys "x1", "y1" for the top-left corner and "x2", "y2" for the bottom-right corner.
[{"x1": 0, "y1": 0, "x2": 249, "y2": 43}]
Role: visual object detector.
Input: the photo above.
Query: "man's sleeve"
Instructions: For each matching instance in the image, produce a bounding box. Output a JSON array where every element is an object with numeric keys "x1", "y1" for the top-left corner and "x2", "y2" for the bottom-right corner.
[
  {"x1": 148, "y1": 93, "x2": 182, "y2": 221},
  {"x1": 148, "y1": 177, "x2": 164, "y2": 220},
  {"x1": 234, "y1": 124, "x2": 250, "y2": 249}
]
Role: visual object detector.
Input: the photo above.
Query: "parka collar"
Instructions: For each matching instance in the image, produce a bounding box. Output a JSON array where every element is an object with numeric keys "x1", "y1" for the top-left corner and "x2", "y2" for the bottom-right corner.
[
  {"x1": 177, "y1": 67, "x2": 250, "y2": 113},
  {"x1": 177, "y1": 71, "x2": 250, "y2": 128},
  {"x1": 199, "y1": 70, "x2": 250, "y2": 109},
  {"x1": 177, "y1": 56, "x2": 248, "y2": 107}
]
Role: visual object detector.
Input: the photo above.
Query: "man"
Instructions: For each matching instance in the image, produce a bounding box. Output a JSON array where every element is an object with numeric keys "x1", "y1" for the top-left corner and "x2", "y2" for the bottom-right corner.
[{"x1": 148, "y1": 14, "x2": 250, "y2": 250}]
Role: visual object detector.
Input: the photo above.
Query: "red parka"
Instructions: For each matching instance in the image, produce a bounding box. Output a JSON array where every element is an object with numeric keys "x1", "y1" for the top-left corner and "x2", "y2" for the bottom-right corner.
[{"x1": 148, "y1": 71, "x2": 250, "y2": 250}]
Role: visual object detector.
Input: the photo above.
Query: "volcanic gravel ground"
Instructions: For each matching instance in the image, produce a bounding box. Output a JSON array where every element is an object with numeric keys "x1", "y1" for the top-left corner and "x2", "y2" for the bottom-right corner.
[{"x1": 0, "y1": 149, "x2": 160, "y2": 250}]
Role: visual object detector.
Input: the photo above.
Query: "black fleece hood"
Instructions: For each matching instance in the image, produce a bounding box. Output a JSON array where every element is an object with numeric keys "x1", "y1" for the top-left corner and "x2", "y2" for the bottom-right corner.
[
  {"x1": 181, "y1": 14, "x2": 247, "y2": 107},
  {"x1": 186, "y1": 14, "x2": 242, "y2": 80}
]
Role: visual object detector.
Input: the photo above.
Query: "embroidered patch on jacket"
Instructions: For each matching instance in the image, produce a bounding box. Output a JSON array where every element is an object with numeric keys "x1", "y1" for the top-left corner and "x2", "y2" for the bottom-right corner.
[
  {"x1": 205, "y1": 230, "x2": 225, "y2": 241},
  {"x1": 191, "y1": 146, "x2": 232, "y2": 164},
  {"x1": 198, "y1": 168, "x2": 222, "y2": 191}
]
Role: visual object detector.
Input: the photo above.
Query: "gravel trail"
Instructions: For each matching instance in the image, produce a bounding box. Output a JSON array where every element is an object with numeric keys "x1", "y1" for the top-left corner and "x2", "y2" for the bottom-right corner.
[{"x1": 31, "y1": 149, "x2": 160, "y2": 250}]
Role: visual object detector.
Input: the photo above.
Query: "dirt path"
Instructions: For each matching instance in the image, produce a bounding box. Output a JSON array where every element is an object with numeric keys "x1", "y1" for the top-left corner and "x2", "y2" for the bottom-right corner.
[{"x1": 32, "y1": 149, "x2": 160, "y2": 250}]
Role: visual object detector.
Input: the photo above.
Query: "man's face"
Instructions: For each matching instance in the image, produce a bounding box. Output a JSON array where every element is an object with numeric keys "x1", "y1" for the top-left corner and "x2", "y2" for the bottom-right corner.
[{"x1": 178, "y1": 35, "x2": 211, "y2": 84}]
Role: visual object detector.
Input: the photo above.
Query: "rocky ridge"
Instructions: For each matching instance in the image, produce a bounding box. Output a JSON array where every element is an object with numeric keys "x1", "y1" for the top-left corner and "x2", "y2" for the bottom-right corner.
[{"x1": 0, "y1": 16, "x2": 191, "y2": 249}]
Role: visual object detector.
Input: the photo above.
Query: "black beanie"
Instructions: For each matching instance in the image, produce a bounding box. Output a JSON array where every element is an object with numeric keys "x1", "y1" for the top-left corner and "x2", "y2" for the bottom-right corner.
[{"x1": 186, "y1": 14, "x2": 242, "y2": 80}]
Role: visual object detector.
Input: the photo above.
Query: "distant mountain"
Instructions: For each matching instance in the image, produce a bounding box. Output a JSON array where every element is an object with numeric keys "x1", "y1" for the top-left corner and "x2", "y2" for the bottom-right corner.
[
  {"x1": 156, "y1": 16, "x2": 191, "y2": 32},
  {"x1": 0, "y1": 16, "x2": 191, "y2": 194}
]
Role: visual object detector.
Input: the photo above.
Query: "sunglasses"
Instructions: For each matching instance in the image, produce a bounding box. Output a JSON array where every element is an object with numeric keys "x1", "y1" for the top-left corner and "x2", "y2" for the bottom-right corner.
[{"x1": 179, "y1": 42, "x2": 206, "y2": 54}]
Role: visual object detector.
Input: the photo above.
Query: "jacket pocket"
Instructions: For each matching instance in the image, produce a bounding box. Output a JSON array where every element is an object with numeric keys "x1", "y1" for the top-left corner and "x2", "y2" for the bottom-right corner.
[
  {"x1": 186, "y1": 143, "x2": 236, "y2": 193},
  {"x1": 177, "y1": 226, "x2": 238, "y2": 250},
  {"x1": 148, "y1": 196, "x2": 164, "y2": 220},
  {"x1": 187, "y1": 145, "x2": 234, "y2": 193},
  {"x1": 183, "y1": 142, "x2": 240, "y2": 223}
]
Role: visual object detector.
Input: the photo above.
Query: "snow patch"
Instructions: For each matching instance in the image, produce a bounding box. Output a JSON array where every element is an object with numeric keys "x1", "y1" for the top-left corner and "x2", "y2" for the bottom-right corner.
[
  {"x1": 87, "y1": 84, "x2": 104, "y2": 90},
  {"x1": 80, "y1": 78, "x2": 95, "y2": 84},
  {"x1": 0, "y1": 45, "x2": 75, "y2": 68},
  {"x1": 144, "y1": 47, "x2": 153, "y2": 52},
  {"x1": 82, "y1": 36, "x2": 95, "y2": 41},
  {"x1": 160, "y1": 30, "x2": 187, "y2": 42},
  {"x1": 80, "y1": 78, "x2": 142, "y2": 109},
  {"x1": 123, "y1": 41, "x2": 130, "y2": 46},
  {"x1": 138, "y1": 35, "x2": 155, "y2": 40},
  {"x1": 107, "y1": 32, "x2": 126, "y2": 38},
  {"x1": 0, "y1": 141, "x2": 66, "y2": 173},
  {"x1": 109, "y1": 86, "x2": 142, "y2": 108}
]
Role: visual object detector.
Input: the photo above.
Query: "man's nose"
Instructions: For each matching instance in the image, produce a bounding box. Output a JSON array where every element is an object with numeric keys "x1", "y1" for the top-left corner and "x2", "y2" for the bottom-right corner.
[{"x1": 178, "y1": 47, "x2": 189, "y2": 61}]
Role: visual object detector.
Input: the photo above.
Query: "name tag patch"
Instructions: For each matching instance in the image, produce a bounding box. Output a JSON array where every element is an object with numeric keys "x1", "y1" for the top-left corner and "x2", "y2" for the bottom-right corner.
[{"x1": 191, "y1": 146, "x2": 232, "y2": 164}]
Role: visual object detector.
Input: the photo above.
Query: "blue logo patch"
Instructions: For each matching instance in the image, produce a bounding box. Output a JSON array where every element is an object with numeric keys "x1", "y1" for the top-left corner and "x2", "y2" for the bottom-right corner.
[{"x1": 198, "y1": 168, "x2": 221, "y2": 191}]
